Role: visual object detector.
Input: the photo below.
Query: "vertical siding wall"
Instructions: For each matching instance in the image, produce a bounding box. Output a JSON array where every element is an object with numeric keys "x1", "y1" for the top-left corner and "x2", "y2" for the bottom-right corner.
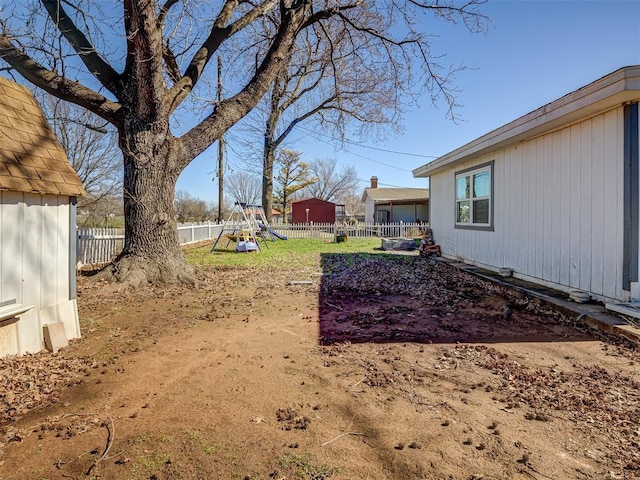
[
  {"x1": 365, "y1": 199, "x2": 374, "y2": 223},
  {"x1": 0, "y1": 192, "x2": 79, "y2": 355},
  {"x1": 430, "y1": 107, "x2": 626, "y2": 302}
]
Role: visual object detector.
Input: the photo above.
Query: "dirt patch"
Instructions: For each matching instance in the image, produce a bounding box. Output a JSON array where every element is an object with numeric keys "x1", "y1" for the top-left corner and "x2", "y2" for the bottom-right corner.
[
  {"x1": 319, "y1": 254, "x2": 591, "y2": 345},
  {"x1": 1, "y1": 253, "x2": 639, "y2": 479}
]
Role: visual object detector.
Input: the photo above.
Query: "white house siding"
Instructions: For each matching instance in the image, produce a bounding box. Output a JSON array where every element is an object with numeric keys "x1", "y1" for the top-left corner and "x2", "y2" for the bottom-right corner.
[
  {"x1": 430, "y1": 106, "x2": 626, "y2": 302},
  {"x1": 365, "y1": 198, "x2": 375, "y2": 223},
  {"x1": 0, "y1": 192, "x2": 80, "y2": 355}
]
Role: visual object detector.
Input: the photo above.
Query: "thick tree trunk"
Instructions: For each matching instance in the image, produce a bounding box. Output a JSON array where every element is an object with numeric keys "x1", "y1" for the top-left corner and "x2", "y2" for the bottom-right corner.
[
  {"x1": 262, "y1": 143, "x2": 275, "y2": 224},
  {"x1": 98, "y1": 125, "x2": 195, "y2": 287},
  {"x1": 92, "y1": 3, "x2": 198, "y2": 286}
]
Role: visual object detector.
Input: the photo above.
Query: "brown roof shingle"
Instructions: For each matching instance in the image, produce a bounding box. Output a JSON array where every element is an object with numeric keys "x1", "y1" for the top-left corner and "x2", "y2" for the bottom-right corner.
[
  {"x1": 0, "y1": 76, "x2": 85, "y2": 196},
  {"x1": 363, "y1": 187, "x2": 429, "y2": 203}
]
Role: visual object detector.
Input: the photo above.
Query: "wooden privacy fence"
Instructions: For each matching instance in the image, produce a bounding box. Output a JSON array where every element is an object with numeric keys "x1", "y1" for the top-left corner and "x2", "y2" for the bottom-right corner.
[{"x1": 77, "y1": 221, "x2": 426, "y2": 266}]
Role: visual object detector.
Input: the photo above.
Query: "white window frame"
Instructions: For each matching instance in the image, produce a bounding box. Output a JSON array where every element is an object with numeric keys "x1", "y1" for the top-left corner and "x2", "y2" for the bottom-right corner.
[{"x1": 454, "y1": 162, "x2": 493, "y2": 230}]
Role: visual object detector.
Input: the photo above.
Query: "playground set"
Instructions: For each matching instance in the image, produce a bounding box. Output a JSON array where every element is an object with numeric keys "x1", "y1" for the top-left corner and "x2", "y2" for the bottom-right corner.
[{"x1": 210, "y1": 203, "x2": 287, "y2": 253}]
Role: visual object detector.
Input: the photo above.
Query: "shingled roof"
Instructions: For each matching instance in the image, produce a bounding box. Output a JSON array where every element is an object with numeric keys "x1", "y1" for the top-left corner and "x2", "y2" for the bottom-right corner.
[
  {"x1": 0, "y1": 76, "x2": 85, "y2": 196},
  {"x1": 363, "y1": 187, "x2": 429, "y2": 203}
]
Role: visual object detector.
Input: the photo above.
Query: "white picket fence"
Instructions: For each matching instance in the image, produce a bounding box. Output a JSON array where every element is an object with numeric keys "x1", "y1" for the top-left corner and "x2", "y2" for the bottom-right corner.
[
  {"x1": 269, "y1": 222, "x2": 424, "y2": 239},
  {"x1": 77, "y1": 221, "x2": 425, "y2": 266},
  {"x1": 77, "y1": 227, "x2": 124, "y2": 267},
  {"x1": 177, "y1": 222, "x2": 225, "y2": 245},
  {"x1": 76, "y1": 222, "x2": 224, "y2": 267}
]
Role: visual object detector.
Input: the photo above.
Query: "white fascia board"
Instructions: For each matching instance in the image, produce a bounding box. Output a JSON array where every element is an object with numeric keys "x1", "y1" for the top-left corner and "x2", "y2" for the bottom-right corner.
[
  {"x1": 373, "y1": 197, "x2": 429, "y2": 203},
  {"x1": 413, "y1": 66, "x2": 640, "y2": 178}
]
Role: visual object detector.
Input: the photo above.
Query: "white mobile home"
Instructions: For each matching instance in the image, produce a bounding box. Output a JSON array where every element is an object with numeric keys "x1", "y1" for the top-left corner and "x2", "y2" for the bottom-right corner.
[
  {"x1": 413, "y1": 66, "x2": 640, "y2": 304},
  {"x1": 0, "y1": 76, "x2": 86, "y2": 356}
]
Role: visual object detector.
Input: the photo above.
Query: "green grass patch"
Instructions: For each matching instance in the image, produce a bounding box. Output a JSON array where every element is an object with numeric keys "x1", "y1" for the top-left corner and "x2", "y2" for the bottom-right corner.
[
  {"x1": 185, "y1": 237, "x2": 381, "y2": 270},
  {"x1": 203, "y1": 440, "x2": 219, "y2": 455},
  {"x1": 278, "y1": 453, "x2": 339, "y2": 479},
  {"x1": 138, "y1": 452, "x2": 170, "y2": 470}
]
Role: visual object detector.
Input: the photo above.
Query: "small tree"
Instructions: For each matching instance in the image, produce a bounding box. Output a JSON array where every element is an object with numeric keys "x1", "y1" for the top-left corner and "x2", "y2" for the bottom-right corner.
[
  {"x1": 302, "y1": 158, "x2": 359, "y2": 203},
  {"x1": 273, "y1": 150, "x2": 316, "y2": 223},
  {"x1": 226, "y1": 171, "x2": 262, "y2": 206}
]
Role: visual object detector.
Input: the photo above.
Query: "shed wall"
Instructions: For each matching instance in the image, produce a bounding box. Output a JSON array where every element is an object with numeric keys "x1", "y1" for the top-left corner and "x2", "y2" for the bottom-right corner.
[
  {"x1": 0, "y1": 192, "x2": 79, "y2": 355},
  {"x1": 429, "y1": 106, "x2": 626, "y2": 302},
  {"x1": 292, "y1": 199, "x2": 336, "y2": 223}
]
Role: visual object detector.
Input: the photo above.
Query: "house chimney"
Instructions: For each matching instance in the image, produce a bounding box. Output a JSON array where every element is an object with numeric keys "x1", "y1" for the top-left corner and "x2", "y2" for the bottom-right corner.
[{"x1": 370, "y1": 176, "x2": 378, "y2": 189}]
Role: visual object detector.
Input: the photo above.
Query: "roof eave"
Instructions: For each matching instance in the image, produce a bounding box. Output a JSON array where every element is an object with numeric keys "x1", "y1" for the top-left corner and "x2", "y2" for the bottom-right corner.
[
  {"x1": 413, "y1": 65, "x2": 640, "y2": 178},
  {"x1": 372, "y1": 198, "x2": 429, "y2": 203}
]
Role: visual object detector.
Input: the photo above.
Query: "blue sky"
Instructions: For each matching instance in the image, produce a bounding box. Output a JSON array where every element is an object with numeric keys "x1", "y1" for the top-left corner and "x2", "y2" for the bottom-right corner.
[{"x1": 177, "y1": 0, "x2": 640, "y2": 202}]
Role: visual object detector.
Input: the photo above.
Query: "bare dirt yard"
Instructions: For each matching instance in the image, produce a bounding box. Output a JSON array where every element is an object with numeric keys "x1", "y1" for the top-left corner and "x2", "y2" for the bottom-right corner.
[{"x1": 1, "y1": 249, "x2": 640, "y2": 480}]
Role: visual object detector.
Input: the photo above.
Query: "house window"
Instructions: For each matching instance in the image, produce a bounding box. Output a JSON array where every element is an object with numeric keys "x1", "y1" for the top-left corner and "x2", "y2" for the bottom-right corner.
[{"x1": 455, "y1": 163, "x2": 493, "y2": 229}]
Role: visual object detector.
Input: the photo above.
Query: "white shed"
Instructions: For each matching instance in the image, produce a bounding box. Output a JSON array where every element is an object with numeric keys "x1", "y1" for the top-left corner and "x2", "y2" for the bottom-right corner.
[
  {"x1": 413, "y1": 66, "x2": 640, "y2": 304},
  {"x1": 0, "y1": 76, "x2": 86, "y2": 356}
]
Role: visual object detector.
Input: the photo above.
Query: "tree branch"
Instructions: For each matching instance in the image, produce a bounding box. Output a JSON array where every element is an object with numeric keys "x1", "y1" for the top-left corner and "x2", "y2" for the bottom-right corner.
[
  {"x1": 166, "y1": 0, "x2": 280, "y2": 114},
  {"x1": 40, "y1": 0, "x2": 121, "y2": 96},
  {"x1": 273, "y1": 93, "x2": 340, "y2": 147},
  {"x1": 122, "y1": 0, "x2": 167, "y2": 121},
  {"x1": 177, "y1": 1, "x2": 309, "y2": 167},
  {"x1": 302, "y1": 2, "x2": 362, "y2": 29},
  {"x1": 163, "y1": 42, "x2": 181, "y2": 83},
  {"x1": 158, "y1": 0, "x2": 182, "y2": 26},
  {"x1": 0, "y1": 35, "x2": 121, "y2": 123}
]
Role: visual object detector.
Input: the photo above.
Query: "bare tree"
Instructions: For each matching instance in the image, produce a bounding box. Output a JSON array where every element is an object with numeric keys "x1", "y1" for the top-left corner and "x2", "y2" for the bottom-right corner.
[
  {"x1": 37, "y1": 93, "x2": 122, "y2": 208},
  {"x1": 301, "y1": 157, "x2": 359, "y2": 202},
  {"x1": 226, "y1": 171, "x2": 262, "y2": 206},
  {"x1": 254, "y1": 19, "x2": 403, "y2": 222},
  {"x1": 0, "y1": 0, "x2": 487, "y2": 285},
  {"x1": 174, "y1": 190, "x2": 214, "y2": 223},
  {"x1": 274, "y1": 150, "x2": 316, "y2": 223}
]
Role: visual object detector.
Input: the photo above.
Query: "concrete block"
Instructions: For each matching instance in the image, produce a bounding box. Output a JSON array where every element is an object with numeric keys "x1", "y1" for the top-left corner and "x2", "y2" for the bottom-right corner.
[
  {"x1": 498, "y1": 268, "x2": 513, "y2": 277},
  {"x1": 392, "y1": 238, "x2": 417, "y2": 251},
  {"x1": 381, "y1": 238, "x2": 395, "y2": 250},
  {"x1": 0, "y1": 322, "x2": 19, "y2": 357},
  {"x1": 43, "y1": 323, "x2": 68, "y2": 353},
  {"x1": 381, "y1": 238, "x2": 416, "y2": 251}
]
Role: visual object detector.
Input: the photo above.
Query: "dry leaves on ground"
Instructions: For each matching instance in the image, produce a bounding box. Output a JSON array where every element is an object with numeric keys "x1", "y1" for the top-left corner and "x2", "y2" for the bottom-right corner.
[{"x1": 0, "y1": 352, "x2": 93, "y2": 426}]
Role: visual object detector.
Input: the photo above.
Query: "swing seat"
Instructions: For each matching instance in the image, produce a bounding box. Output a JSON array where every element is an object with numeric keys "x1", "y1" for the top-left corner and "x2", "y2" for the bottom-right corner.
[{"x1": 236, "y1": 240, "x2": 258, "y2": 252}]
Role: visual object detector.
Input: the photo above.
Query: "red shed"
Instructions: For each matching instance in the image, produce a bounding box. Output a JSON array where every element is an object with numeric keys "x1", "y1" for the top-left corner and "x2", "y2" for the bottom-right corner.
[{"x1": 291, "y1": 198, "x2": 336, "y2": 224}]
